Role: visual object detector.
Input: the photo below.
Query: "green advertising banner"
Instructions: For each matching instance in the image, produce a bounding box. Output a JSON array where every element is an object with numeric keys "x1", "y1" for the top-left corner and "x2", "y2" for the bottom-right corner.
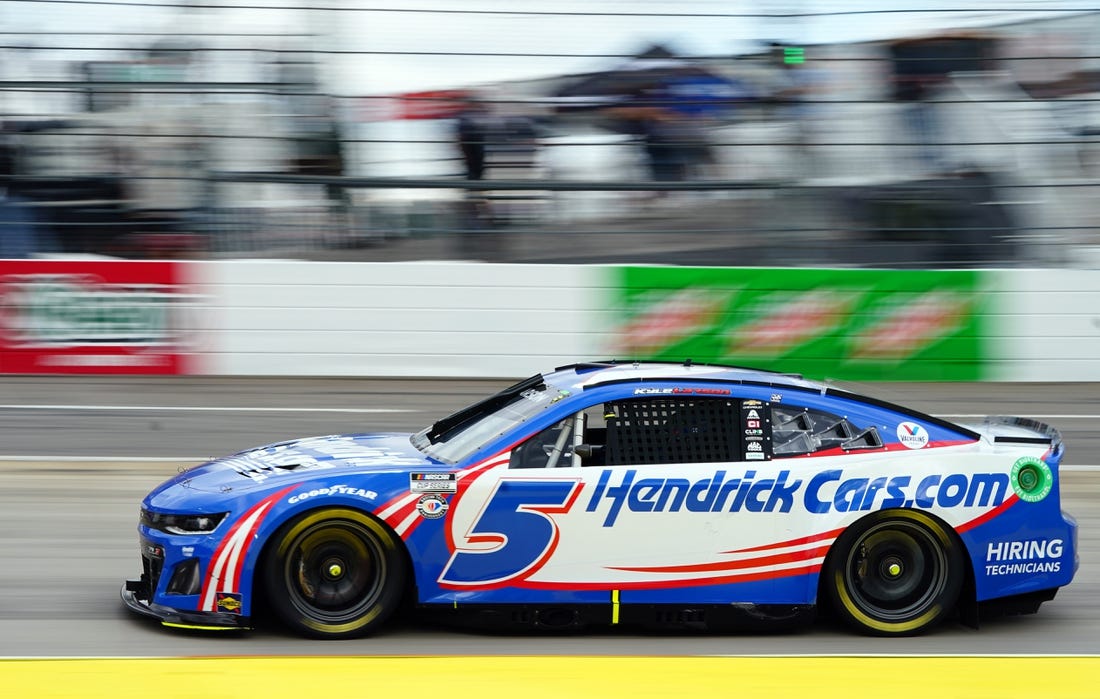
[{"x1": 610, "y1": 267, "x2": 991, "y2": 381}]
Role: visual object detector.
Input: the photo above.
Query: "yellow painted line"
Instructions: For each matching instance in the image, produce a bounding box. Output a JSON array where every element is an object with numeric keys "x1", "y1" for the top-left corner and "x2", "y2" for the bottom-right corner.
[{"x1": 3, "y1": 656, "x2": 1098, "y2": 698}]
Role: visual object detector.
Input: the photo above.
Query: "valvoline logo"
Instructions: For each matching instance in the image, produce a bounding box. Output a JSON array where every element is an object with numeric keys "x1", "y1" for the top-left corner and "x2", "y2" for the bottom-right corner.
[{"x1": 897, "y1": 421, "x2": 929, "y2": 449}]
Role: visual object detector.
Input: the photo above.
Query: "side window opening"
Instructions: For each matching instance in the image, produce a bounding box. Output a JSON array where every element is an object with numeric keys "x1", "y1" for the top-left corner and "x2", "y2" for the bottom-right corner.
[
  {"x1": 777, "y1": 411, "x2": 813, "y2": 432},
  {"x1": 772, "y1": 405, "x2": 881, "y2": 456},
  {"x1": 814, "y1": 418, "x2": 854, "y2": 449},
  {"x1": 842, "y1": 427, "x2": 884, "y2": 451},
  {"x1": 774, "y1": 430, "x2": 816, "y2": 456},
  {"x1": 510, "y1": 417, "x2": 575, "y2": 469}
]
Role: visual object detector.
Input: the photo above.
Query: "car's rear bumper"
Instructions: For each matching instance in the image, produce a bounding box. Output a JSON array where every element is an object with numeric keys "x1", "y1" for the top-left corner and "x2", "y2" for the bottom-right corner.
[{"x1": 122, "y1": 578, "x2": 249, "y2": 631}]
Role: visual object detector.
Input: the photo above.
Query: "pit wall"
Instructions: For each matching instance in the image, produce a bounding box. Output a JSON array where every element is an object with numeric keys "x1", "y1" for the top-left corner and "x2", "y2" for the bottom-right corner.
[{"x1": 1, "y1": 259, "x2": 1097, "y2": 381}]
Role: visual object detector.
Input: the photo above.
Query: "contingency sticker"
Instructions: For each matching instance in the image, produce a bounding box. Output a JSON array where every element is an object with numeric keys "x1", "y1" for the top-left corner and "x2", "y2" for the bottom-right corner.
[
  {"x1": 1011, "y1": 456, "x2": 1053, "y2": 503},
  {"x1": 741, "y1": 399, "x2": 771, "y2": 461},
  {"x1": 410, "y1": 472, "x2": 458, "y2": 493},
  {"x1": 896, "y1": 422, "x2": 929, "y2": 449},
  {"x1": 215, "y1": 592, "x2": 243, "y2": 614},
  {"x1": 417, "y1": 494, "x2": 449, "y2": 519}
]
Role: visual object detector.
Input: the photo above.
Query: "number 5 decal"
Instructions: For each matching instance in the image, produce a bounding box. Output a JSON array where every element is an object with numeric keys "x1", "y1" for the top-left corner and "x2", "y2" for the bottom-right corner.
[{"x1": 440, "y1": 479, "x2": 582, "y2": 587}]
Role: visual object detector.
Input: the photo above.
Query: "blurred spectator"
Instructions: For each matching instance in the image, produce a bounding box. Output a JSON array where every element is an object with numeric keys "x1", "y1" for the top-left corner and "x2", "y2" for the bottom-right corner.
[
  {"x1": 894, "y1": 71, "x2": 946, "y2": 168},
  {"x1": 765, "y1": 44, "x2": 812, "y2": 118},
  {"x1": 455, "y1": 101, "x2": 545, "y2": 223},
  {"x1": 291, "y1": 111, "x2": 348, "y2": 208},
  {"x1": 639, "y1": 107, "x2": 689, "y2": 186},
  {"x1": 453, "y1": 100, "x2": 545, "y2": 254},
  {"x1": 0, "y1": 136, "x2": 52, "y2": 258},
  {"x1": 286, "y1": 101, "x2": 351, "y2": 246},
  {"x1": 764, "y1": 43, "x2": 828, "y2": 175},
  {"x1": 610, "y1": 97, "x2": 712, "y2": 201},
  {"x1": 454, "y1": 101, "x2": 493, "y2": 242},
  {"x1": 456, "y1": 101, "x2": 489, "y2": 181},
  {"x1": 492, "y1": 112, "x2": 541, "y2": 178},
  {"x1": 889, "y1": 35, "x2": 997, "y2": 170},
  {"x1": 114, "y1": 120, "x2": 206, "y2": 258},
  {"x1": 0, "y1": 190, "x2": 43, "y2": 259}
]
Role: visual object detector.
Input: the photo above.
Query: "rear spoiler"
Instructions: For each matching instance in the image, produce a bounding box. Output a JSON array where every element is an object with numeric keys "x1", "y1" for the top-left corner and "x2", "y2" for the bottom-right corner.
[{"x1": 982, "y1": 416, "x2": 1063, "y2": 455}]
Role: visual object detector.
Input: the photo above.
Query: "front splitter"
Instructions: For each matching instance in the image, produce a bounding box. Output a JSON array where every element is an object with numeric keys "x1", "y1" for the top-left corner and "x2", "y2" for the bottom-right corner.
[{"x1": 121, "y1": 582, "x2": 250, "y2": 631}]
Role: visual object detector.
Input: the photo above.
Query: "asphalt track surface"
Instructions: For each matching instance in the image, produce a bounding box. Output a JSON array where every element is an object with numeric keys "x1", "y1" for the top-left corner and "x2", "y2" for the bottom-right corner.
[{"x1": 1, "y1": 376, "x2": 1098, "y2": 658}]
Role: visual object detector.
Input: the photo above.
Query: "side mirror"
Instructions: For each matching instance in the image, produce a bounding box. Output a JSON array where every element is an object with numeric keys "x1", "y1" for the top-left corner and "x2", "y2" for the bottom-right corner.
[{"x1": 574, "y1": 444, "x2": 604, "y2": 459}]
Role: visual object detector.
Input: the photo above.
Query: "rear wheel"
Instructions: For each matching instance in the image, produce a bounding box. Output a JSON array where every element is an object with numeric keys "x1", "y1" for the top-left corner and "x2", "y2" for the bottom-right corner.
[
  {"x1": 263, "y1": 508, "x2": 406, "y2": 639},
  {"x1": 825, "y1": 511, "x2": 963, "y2": 636}
]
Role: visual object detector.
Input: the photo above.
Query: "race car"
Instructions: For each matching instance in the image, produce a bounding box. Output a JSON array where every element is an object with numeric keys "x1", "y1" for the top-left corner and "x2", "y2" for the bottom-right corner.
[{"x1": 123, "y1": 361, "x2": 1077, "y2": 638}]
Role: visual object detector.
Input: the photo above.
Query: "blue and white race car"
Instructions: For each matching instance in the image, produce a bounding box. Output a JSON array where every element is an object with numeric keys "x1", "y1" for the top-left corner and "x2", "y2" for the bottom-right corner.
[{"x1": 123, "y1": 361, "x2": 1077, "y2": 637}]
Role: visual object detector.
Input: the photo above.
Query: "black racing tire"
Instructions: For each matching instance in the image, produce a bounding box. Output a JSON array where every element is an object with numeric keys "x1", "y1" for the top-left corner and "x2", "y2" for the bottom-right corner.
[
  {"x1": 824, "y1": 510, "x2": 964, "y2": 636},
  {"x1": 263, "y1": 508, "x2": 407, "y2": 639}
]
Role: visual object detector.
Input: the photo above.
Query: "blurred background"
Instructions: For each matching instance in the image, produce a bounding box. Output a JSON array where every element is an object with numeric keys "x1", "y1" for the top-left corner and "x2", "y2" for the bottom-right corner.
[{"x1": 4, "y1": 0, "x2": 1100, "y2": 268}]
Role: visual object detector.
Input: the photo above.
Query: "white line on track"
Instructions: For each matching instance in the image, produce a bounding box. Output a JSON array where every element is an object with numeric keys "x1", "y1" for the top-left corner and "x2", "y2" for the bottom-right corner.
[{"x1": 0, "y1": 404, "x2": 414, "y2": 413}]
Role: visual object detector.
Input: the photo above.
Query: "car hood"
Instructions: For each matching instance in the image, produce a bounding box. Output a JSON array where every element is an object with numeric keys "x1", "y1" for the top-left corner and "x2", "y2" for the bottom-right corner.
[{"x1": 145, "y1": 433, "x2": 434, "y2": 511}]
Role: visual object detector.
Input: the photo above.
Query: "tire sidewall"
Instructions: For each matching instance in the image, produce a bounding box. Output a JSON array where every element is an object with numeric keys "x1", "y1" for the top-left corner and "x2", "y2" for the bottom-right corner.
[
  {"x1": 825, "y1": 509, "x2": 964, "y2": 636},
  {"x1": 263, "y1": 507, "x2": 407, "y2": 639}
]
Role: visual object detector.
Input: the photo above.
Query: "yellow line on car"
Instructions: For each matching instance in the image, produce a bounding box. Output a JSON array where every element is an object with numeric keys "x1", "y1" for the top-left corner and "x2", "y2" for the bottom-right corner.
[
  {"x1": 3, "y1": 656, "x2": 1096, "y2": 698},
  {"x1": 160, "y1": 622, "x2": 245, "y2": 632}
]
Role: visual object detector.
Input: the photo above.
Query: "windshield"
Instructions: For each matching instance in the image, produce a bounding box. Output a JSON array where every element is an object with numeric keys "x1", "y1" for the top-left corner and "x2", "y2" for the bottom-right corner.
[{"x1": 411, "y1": 375, "x2": 561, "y2": 463}]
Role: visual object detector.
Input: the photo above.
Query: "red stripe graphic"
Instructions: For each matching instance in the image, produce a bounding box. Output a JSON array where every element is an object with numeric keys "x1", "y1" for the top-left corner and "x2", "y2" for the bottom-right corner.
[
  {"x1": 724, "y1": 526, "x2": 846, "y2": 554},
  {"x1": 199, "y1": 485, "x2": 295, "y2": 609},
  {"x1": 788, "y1": 439, "x2": 974, "y2": 459},
  {"x1": 521, "y1": 563, "x2": 824, "y2": 591},
  {"x1": 610, "y1": 543, "x2": 833, "y2": 574},
  {"x1": 956, "y1": 494, "x2": 1018, "y2": 534}
]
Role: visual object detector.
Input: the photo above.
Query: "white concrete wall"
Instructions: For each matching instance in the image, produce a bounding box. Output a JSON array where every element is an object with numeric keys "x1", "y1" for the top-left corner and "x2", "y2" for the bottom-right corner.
[
  {"x1": 189, "y1": 262, "x2": 1100, "y2": 380},
  {"x1": 988, "y1": 269, "x2": 1100, "y2": 381},
  {"x1": 196, "y1": 261, "x2": 611, "y2": 377}
]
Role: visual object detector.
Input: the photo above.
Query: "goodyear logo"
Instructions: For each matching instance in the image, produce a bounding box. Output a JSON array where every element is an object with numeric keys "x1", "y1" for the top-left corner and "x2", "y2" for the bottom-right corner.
[{"x1": 585, "y1": 468, "x2": 1009, "y2": 527}]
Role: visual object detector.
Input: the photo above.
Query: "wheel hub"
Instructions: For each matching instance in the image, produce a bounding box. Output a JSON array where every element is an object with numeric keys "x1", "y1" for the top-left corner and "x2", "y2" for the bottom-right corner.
[
  {"x1": 322, "y1": 557, "x2": 346, "y2": 581},
  {"x1": 881, "y1": 556, "x2": 904, "y2": 579}
]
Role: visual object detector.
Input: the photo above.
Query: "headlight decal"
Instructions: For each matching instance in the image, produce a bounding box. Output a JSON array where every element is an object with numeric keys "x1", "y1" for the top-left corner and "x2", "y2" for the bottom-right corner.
[
  {"x1": 198, "y1": 486, "x2": 296, "y2": 613},
  {"x1": 141, "y1": 510, "x2": 228, "y2": 536}
]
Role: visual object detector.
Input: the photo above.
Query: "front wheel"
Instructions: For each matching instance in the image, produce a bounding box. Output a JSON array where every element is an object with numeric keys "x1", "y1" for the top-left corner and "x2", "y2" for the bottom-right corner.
[
  {"x1": 263, "y1": 508, "x2": 406, "y2": 639},
  {"x1": 824, "y1": 511, "x2": 964, "y2": 636}
]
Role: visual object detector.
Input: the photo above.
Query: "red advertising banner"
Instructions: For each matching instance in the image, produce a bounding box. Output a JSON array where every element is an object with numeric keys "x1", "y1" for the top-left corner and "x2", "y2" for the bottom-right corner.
[
  {"x1": 0, "y1": 260, "x2": 199, "y2": 375},
  {"x1": 395, "y1": 89, "x2": 471, "y2": 120}
]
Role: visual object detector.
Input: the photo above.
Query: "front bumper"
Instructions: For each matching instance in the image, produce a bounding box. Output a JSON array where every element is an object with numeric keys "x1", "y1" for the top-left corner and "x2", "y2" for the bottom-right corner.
[{"x1": 122, "y1": 577, "x2": 249, "y2": 631}]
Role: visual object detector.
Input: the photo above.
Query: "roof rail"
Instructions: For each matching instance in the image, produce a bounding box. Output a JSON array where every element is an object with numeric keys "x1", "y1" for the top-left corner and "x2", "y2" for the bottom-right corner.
[{"x1": 554, "y1": 359, "x2": 803, "y2": 380}]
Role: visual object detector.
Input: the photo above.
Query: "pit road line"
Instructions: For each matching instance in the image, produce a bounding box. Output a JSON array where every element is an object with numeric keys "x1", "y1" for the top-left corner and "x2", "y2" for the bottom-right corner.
[{"x1": 5, "y1": 656, "x2": 1098, "y2": 699}]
